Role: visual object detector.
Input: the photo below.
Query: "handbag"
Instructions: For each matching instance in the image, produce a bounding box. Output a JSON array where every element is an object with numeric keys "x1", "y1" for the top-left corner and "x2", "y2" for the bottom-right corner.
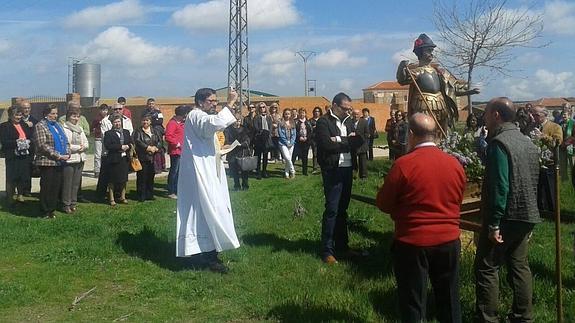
[
  {"x1": 130, "y1": 156, "x2": 142, "y2": 172},
  {"x1": 236, "y1": 149, "x2": 257, "y2": 172},
  {"x1": 129, "y1": 147, "x2": 143, "y2": 172}
]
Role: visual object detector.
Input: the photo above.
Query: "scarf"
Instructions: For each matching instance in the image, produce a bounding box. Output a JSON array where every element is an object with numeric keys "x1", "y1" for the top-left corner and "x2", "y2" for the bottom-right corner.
[
  {"x1": 47, "y1": 119, "x2": 68, "y2": 156},
  {"x1": 65, "y1": 121, "x2": 83, "y2": 145},
  {"x1": 115, "y1": 128, "x2": 125, "y2": 144}
]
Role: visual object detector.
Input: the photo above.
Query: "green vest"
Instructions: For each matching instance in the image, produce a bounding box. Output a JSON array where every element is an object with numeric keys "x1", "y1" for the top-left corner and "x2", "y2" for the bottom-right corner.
[{"x1": 482, "y1": 123, "x2": 541, "y2": 224}]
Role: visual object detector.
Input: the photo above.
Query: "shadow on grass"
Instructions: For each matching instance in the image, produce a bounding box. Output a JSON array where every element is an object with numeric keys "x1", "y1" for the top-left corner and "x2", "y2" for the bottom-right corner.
[
  {"x1": 242, "y1": 233, "x2": 317, "y2": 255},
  {"x1": 116, "y1": 226, "x2": 204, "y2": 272},
  {"x1": 347, "y1": 225, "x2": 394, "y2": 279},
  {"x1": 1, "y1": 199, "x2": 44, "y2": 218},
  {"x1": 267, "y1": 302, "x2": 364, "y2": 322},
  {"x1": 530, "y1": 258, "x2": 575, "y2": 289},
  {"x1": 370, "y1": 287, "x2": 400, "y2": 322}
]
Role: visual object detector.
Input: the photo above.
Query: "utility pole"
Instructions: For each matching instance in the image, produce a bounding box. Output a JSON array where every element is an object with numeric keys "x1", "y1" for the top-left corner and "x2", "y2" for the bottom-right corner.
[
  {"x1": 228, "y1": 0, "x2": 249, "y2": 110},
  {"x1": 295, "y1": 51, "x2": 315, "y2": 96}
]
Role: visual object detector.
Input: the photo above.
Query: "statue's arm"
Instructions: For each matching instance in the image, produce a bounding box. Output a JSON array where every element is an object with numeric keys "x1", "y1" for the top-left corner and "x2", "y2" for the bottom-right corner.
[{"x1": 396, "y1": 60, "x2": 411, "y2": 85}]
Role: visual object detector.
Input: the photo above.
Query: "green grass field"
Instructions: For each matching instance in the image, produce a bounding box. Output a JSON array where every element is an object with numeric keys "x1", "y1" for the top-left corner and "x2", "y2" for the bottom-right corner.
[{"x1": 0, "y1": 159, "x2": 574, "y2": 322}]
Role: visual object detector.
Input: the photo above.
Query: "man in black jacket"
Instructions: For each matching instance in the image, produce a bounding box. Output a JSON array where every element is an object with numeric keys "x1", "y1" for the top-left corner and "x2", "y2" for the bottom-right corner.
[
  {"x1": 316, "y1": 92, "x2": 363, "y2": 264},
  {"x1": 351, "y1": 109, "x2": 369, "y2": 179}
]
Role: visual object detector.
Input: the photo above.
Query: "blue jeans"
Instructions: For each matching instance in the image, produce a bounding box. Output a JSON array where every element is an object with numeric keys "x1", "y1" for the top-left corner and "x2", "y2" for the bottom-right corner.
[{"x1": 168, "y1": 155, "x2": 180, "y2": 195}]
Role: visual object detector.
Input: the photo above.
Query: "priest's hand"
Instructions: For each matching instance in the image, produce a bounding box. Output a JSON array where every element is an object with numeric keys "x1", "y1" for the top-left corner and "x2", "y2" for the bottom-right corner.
[{"x1": 227, "y1": 87, "x2": 238, "y2": 109}]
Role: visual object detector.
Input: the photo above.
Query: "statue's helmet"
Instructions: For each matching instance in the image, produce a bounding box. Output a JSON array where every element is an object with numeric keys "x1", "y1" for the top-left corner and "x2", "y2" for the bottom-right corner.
[{"x1": 413, "y1": 33, "x2": 436, "y2": 57}]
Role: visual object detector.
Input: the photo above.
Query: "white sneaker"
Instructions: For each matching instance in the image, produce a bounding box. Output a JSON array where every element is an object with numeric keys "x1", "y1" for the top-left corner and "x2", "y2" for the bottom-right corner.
[{"x1": 168, "y1": 194, "x2": 178, "y2": 199}]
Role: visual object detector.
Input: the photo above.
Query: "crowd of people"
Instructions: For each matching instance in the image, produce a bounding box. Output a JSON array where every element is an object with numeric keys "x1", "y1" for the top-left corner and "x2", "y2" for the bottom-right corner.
[
  {"x1": 3, "y1": 89, "x2": 571, "y2": 321},
  {"x1": 1, "y1": 95, "x2": 381, "y2": 216},
  {"x1": 0, "y1": 98, "x2": 191, "y2": 217}
]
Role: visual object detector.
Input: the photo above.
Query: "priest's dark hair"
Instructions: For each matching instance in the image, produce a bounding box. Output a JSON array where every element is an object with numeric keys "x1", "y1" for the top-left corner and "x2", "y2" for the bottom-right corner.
[
  {"x1": 332, "y1": 92, "x2": 351, "y2": 106},
  {"x1": 194, "y1": 88, "x2": 216, "y2": 106}
]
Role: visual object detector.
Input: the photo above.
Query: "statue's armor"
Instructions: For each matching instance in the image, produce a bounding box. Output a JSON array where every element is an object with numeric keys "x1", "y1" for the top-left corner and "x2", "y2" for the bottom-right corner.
[{"x1": 408, "y1": 66, "x2": 448, "y2": 130}]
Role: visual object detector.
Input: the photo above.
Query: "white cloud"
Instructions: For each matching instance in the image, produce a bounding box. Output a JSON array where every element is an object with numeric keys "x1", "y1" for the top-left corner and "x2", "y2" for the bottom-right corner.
[
  {"x1": 78, "y1": 26, "x2": 194, "y2": 66},
  {"x1": 339, "y1": 79, "x2": 354, "y2": 92},
  {"x1": 313, "y1": 49, "x2": 367, "y2": 68},
  {"x1": 258, "y1": 49, "x2": 299, "y2": 76},
  {"x1": 503, "y1": 68, "x2": 575, "y2": 99},
  {"x1": 391, "y1": 48, "x2": 417, "y2": 64},
  {"x1": 64, "y1": 0, "x2": 145, "y2": 29},
  {"x1": 0, "y1": 39, "x2": 12, "y2": 54},
  {"x1": 544, "y1": 0, "x2": 575, "y2": 35},
  {"x1": 171, "y1": 0, "x2": 300, "y2": 32},
  {"x1": 206, "y1": 48, "x2": 227, "y2": 60}
]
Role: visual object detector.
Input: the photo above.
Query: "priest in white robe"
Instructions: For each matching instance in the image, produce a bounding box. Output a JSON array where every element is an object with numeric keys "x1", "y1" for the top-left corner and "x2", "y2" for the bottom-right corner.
[{"x1": 176, "y1": 87, "x2": 240, "y2": 273}]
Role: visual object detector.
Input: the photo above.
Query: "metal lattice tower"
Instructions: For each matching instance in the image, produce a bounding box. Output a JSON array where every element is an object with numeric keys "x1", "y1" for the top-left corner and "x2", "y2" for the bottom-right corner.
[{"x1": 228, "y1": 0, "x2": 249, "y2": 110}]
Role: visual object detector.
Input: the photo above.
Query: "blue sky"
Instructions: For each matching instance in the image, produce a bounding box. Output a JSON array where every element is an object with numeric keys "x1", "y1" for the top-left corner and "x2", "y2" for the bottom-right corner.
[{"x1": 0, "y1": 0, "x2": 573, "y2": 102}]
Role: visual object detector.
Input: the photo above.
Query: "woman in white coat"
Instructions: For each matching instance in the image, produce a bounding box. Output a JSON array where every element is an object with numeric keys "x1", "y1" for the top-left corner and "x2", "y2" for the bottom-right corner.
[{"x1": 61, "y1": 106, "x2": 89, "y2": 213}]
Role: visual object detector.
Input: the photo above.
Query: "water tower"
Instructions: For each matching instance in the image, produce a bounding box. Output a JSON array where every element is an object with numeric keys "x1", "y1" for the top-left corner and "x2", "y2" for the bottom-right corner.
[{"x1": 69, "y1": 59, "x2": 101, "y2": 108}]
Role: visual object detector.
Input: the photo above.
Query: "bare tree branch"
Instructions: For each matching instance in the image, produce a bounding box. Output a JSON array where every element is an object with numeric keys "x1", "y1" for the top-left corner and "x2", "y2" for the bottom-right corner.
[{"x1": 432, "y1": 0, "x2": 548, "y2": 112}]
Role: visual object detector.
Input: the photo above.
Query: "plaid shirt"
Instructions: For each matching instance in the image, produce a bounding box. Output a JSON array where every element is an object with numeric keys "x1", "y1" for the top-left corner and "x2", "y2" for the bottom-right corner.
[{"x1": 33, "y1": 119, "x2": 70, "y2": 167}]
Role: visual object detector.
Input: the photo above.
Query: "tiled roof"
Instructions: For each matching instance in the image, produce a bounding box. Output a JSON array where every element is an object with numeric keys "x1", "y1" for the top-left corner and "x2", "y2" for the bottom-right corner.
[
  {"x1": 363, "y1": 81, "x2": 409, "y2": 91},
  {"x1": 530, "y1": 97, "x2": 571, "y2": 107}
]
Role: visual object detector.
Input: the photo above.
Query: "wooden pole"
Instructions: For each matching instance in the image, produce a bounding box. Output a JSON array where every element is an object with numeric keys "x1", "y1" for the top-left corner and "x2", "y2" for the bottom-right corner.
[
  {"x1": 554, "y1": 140, "x2": 563, "y2": 323},
  {"x1": 403, "y1": 64, "x2": 447, "y2": 138}
]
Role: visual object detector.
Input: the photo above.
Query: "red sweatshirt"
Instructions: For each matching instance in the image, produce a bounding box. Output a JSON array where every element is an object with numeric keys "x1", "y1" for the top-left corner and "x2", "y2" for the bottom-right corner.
[
  {"x1": 376, "y1": 145, "x2": 466, "y2": 247},
  {"x1": 165, "y1": 117, "x2": 185, "y2": 156}
]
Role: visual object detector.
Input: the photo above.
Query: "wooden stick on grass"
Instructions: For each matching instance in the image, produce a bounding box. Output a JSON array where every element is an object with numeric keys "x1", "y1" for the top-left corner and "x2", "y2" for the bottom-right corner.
[{"x1": 68, "y1": 287, "x2": 96, "y2": 311}]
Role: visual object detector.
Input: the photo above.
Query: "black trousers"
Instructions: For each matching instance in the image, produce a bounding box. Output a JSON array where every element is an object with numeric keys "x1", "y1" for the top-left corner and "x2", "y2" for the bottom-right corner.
[
  {"x1": 537, "y1": 167, "x2": 556, "y2": 212},
  {"x1": 320, "y1": 167, "x2": 352, "y2": 258},
  {"x1": 294, "y1": 142, "x2": 310, "y2": 175},
  {"x1": 229, "y1": 158, "x2": 249, "y2": 189},
  {"x1": 255, "y1": 146, "x2": 269, "y2": 174},
  {"x1": 368, "y1": 138, "x2": 374, "y2": 160},
  {"x1": 39, "y1": 166, "x2": 64, "y2": 214},
  {"x1": 352, "y1": 151, "x2": 368, "y2": 178},
  {"x1": 392, "y1": 239, "x2": 461, "y2": 323},
  {"x1": 136, "y1": 160, "x2": 155, "y2": 200}
]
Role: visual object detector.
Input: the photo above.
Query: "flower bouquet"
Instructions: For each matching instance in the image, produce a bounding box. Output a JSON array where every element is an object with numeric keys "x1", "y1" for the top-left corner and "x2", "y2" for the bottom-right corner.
[{"x1": 438, "y1": 131, "x2": 485, "y2": 185}]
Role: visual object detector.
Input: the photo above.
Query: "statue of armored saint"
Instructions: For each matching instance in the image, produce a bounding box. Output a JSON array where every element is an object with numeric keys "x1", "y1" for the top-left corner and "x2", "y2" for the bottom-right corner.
[{"x1": 397, "y1": 33, "x2": 480, "y2": 135}]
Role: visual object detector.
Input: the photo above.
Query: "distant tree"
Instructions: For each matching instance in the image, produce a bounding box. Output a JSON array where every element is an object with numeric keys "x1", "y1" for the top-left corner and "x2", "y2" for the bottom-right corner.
[{"x1": 432, "y1": 0, "x2": 546, "y2": 113}]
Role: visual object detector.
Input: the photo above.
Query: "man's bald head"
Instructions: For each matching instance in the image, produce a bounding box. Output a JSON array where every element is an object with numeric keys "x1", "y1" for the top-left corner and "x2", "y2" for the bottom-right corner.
[
  {"x1": 486, "y1": 97, "x2": 516, "y2": 122},
  {"x1": 352, "y1": 109, "x2": 361, "y2": 119},
  {"x1": 409, "y1": 113, "x2": 436, "y2": 139}
]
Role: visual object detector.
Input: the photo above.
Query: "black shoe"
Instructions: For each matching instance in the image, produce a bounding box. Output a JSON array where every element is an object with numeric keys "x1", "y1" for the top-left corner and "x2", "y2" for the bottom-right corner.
[
  {"x1": 242, "y1": 186, "x2": 249, "y2": 191},
  {"x1": 262, "y1": 172, "x2": 270, "y2": 178},
  {"x1": 146, "y1": 196, "x2": 155, "y2": 201},
  {"x1": 256, "y1": 174, "x2": 262, "y2": 180},
  {"x1": 208, "y1": 261, "x2": 229, "y2": 274},
  {"x1": 77, "y1": 197, "x2": 90, "y2": 203}
]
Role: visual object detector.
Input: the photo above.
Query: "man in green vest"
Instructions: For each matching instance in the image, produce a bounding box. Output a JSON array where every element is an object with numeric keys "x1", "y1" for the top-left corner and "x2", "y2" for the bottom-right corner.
[
  {"x1": 475, "y1": 97, "x2": 541, "y2": 323},
  {"x1": 559, "y1": 106, "x2": 574, "y2": 182}
]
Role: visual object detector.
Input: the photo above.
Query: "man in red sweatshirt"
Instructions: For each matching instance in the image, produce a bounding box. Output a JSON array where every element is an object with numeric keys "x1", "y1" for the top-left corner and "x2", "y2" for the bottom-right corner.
[
  {"x1": 165, "y1": 105, "x2": 190, "y2": 199},
  {"x1": 376, "y1": 113, "x2": 466, "y2": 323}
]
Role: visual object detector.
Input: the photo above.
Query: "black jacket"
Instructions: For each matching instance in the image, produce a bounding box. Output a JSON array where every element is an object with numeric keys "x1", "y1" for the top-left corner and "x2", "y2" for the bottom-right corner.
[
  {"x1": 224, "y1": 125, "x2": 252, "y2": 159},
  {"x1": 294, "y1": 118, "x2": 313, "y2": 145},
  {"x1": 133, "y1": 127, "x2": 163, "y2": 162},
  {"x1": 103, "y1": 129, "x2": 133, "y2": 164},
  {"x1": 0, "y1": 121, "x2": 34, "y2": 159},
  {"x1": 352, "y1": 118, "x2": 369, "y2": 154},
  {"x1": 315, "y1": 113, "x2": 363, "y2": 171},
  {"x1": 253, "y1": 114, "x2": 273, "y2": 148}
]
